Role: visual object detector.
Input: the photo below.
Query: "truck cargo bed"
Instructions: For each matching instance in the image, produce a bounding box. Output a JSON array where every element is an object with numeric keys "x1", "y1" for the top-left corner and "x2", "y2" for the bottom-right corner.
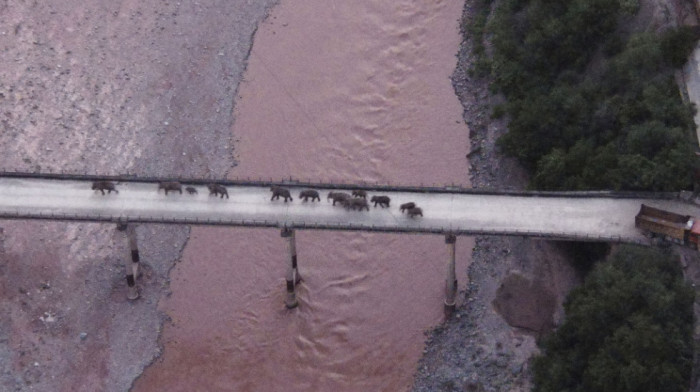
[{"x1": 635, "y1": 204, "x2": 692, "y2": 242}]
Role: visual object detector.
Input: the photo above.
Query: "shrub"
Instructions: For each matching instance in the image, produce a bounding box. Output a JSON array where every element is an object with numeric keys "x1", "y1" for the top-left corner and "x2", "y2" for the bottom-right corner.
[
  {"x1": 531, "y1": 245, "x2": 695, "y2": 392},
  {"x1": 480, "y1": 0, "x2": 698, "y2": 191},
  {"x1": 661, "y1": 25, "x2": 700, "y2": 68}
]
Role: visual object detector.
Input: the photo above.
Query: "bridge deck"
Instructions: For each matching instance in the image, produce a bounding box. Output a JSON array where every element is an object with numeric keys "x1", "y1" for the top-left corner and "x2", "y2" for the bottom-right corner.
[{"x1": 0, "y1": 177, "x2": 698, "y2": 243}]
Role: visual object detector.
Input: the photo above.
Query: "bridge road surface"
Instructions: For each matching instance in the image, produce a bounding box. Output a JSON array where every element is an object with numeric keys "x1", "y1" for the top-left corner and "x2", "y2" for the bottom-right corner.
[{"x1": 0, "y1": 177, "x2": 698, "y2": 243}]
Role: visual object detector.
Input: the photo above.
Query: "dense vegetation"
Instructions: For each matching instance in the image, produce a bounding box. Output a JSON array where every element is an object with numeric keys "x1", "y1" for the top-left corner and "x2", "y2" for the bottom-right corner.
[
  {"x1": 464, "y1": 1, "x2": 699, "y2": 391},
  {"x1": 479, "y1": 0, "x2": 699, "y2": 191},
  {"x1": 531, "y1": 246, "x2": 695, "y2": 392}
]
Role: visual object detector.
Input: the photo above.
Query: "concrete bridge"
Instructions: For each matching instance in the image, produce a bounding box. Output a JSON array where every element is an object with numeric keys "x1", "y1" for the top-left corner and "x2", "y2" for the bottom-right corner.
[{"x1": 1, "y1": 172, "x2": 698, "y2": 314}]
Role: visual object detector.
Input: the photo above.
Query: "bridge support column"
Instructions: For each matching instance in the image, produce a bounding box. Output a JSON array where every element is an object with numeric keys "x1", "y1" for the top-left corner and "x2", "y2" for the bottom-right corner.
[
  {"x1": 281, "y1": 228, "x2": 300, "y2": 309},
  {"x1": 118, "y1": 221, "x2": 140, "y2": 300},
  {"x1": 444, "y1": 234, "x2": 457, "y2": 318}
]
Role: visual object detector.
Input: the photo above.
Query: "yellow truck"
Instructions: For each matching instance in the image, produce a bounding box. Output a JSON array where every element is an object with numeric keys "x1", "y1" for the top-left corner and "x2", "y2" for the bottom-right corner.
[{"x1": 635, "y1": 204, "x2": 700, "y2": 249}]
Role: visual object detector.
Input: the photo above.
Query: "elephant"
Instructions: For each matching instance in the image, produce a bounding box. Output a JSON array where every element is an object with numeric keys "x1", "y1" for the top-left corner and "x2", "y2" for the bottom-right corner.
[
  {"x1": 352, "y1": 190, "x2": 367, "y2": 199},
  {"x1": 299, "y1": 189, "x2": 321, "y2": 202},
  {"x1": 91, "y1": 180, "x2": 118, "y2": 195},
  {"x1": 270, "y1": 186, "x2": 293, "y2": 202},
  {"x1": 328, "y1": 191, "x2": 351, "y2": 206},
  {"x1": 343, "y1": 197, "x2": 370, "y2": 211},
  {"x1": 370, "y1": 195, "x2": 390, "y2": 208},
  {"x1": 407, "y1": 207, "x2": 423, "y2": 218},
  {"x1": 158, "y1": 181, "x2": 182, "y2": 195},
  {"x1": 207, "y1": 183, "x2": 229, "y2": 199},
  {"x1": 400, "y1": 202, "x2": 416, "y2": 213}
]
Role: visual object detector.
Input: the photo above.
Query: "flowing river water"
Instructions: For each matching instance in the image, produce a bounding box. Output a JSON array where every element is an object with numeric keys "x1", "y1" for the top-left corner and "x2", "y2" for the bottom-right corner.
[{"x1": 134, "y1": 0, "x2": 472, "y2": 390}]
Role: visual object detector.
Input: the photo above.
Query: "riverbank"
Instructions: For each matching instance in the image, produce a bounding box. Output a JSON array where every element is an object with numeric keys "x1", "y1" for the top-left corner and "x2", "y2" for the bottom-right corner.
[
  {"x1": 0, "y1": 1, "x2": 475, "y2": 390},
  {"x1": 132, "y1": 1, "x2": 473, "y2": 390},
  {"x1": 412, "y1": 2, "x2": 581, "y2": 391},
  {"x1": 0, "y1": 2, "x2": 277, "y2": 390},
  {"x1": 413, "y1": 1, "x2": 700, "y2": 391}
]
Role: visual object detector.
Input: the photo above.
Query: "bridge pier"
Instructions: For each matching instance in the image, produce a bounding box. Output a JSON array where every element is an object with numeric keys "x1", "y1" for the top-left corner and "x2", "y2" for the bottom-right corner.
[
  {"x1": 117, "y1": 222, "x2": 140, "y2": 300},
  {"x1": 281, "y1": 228, "x2": 301, "y2": 309},
  {"x1": 444, "y1": 234, "x2": 457, "y2": 318}
]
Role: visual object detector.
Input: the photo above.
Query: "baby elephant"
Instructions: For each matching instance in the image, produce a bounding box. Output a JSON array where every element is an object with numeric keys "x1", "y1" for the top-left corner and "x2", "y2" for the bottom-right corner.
[
  {"x1": 370, "y1": 195, "x2": 390, "y2": 208},
  {"x1": 270, "y1": 186, "x2": 293, "y2": 202},
  {"x1": 328, "y1": 191, "x2": 351, "y2": 206},
  {"x1": 299, "y1": 189, "x2": 320, "y2": 202},
  {"x1": 352, "y1": 190, "x2": 367, "y2": 199},
  {"x1": 92, "y1": 180, "x2": 118, "y2": 195},
  {"x1": 343, "y1": 197, "x2": 370, "y2": 211},
  {"x1": 207, "y1": 183, "x2": 229, "y2": 199},
  {"x1": 407, "y1": 207, "x2": 423, "y2": 218},
  {"x1": 185, "y1": 186, "x2": 198, "y2": 195},
  {"x1": 158, "y1": 181, "x2": 182, "y2": 195},
  {"x1": 400, "y1": 202, "x2": 416, "y2": 213}
]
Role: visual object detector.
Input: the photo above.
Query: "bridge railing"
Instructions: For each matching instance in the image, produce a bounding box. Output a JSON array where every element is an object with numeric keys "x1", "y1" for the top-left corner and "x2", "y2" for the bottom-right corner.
[
  {"x1": 0, "y1": 170, "x2": 681, "y2": 200},
  {"x1": 0, "y1": 207, "x2": 649, "y2": 245}
]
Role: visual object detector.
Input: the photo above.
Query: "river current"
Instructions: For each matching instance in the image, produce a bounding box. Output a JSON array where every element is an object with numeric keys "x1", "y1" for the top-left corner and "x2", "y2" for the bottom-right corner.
[{"x1": 134, "y1": 0, "x2": 471, "y2": 390}]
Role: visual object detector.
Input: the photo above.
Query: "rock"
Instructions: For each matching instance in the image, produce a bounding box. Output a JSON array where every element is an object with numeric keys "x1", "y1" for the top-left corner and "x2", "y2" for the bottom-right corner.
[
  {"x1": 510, "y1": 363, "x2": 522, "y2": 376},
  {"x1": 79, "y1": 332, "x2": 88, "y2": 340},
  {"x1": 492, "y1": 272, "x2": 556, "y2": 334},
  {"x1": 463, "y1": 380, "x2": 482, "y2": 391},
  {"x1": 491, "y1": 357, "x2": 509, "y2": 368}
]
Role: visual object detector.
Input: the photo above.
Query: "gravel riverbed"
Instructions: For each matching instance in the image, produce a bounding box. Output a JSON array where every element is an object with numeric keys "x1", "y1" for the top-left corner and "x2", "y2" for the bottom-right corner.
[{"x1": 413, "y1": 2, "x2": 584, "y2": 391}]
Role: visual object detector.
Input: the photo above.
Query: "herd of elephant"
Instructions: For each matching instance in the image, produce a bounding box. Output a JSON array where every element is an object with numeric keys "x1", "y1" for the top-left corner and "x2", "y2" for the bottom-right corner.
[{"x1": 91, "y1": 180, "x2": 424, "y2": 218}]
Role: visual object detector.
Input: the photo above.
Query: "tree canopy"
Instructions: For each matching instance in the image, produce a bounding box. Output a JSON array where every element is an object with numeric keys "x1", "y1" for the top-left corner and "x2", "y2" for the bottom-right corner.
[
  {"x1": 531, "y1": 245, "x2": 695, "y2": 392},
  {"x1": 484, "y1": 0, "x2": 698, "y2": 191}
]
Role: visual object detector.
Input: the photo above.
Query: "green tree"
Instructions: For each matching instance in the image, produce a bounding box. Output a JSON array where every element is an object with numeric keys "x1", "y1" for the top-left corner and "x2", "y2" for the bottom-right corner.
[
  {"x1": 531, "y1": 245, "x2": 695, "y2": 392},
  {"x1": 661, "y1": 26, "x2": 700, "y2": 68},
  {"x1": 484, "y1": 0, "x2": 698, "y2": 191}
]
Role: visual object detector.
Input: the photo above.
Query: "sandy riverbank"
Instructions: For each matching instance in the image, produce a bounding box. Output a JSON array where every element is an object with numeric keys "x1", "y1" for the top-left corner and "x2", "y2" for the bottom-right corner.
[{"x1": 0, "y1": 1, "x2": 276, "y2": 390}]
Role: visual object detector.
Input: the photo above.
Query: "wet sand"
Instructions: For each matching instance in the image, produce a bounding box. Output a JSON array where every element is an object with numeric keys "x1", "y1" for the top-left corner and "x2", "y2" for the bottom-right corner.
[{"x1": 134, "y1": 0, "x2": 471, "y2": 390}]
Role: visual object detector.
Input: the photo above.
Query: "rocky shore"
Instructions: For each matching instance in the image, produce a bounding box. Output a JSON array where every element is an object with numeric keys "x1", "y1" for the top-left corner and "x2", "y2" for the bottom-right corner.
[
  {"x1": 412, "y1": 2, "x2": 583, "y2": 391},
  {"x1": 413, "y1": 1, "x2": 700, "y2": 391}
]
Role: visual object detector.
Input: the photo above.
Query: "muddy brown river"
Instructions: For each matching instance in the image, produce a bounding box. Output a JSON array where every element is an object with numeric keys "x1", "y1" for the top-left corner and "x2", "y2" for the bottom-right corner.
[{"x1": 133, "y1": 0, "x2": 472, "y2": 390}]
